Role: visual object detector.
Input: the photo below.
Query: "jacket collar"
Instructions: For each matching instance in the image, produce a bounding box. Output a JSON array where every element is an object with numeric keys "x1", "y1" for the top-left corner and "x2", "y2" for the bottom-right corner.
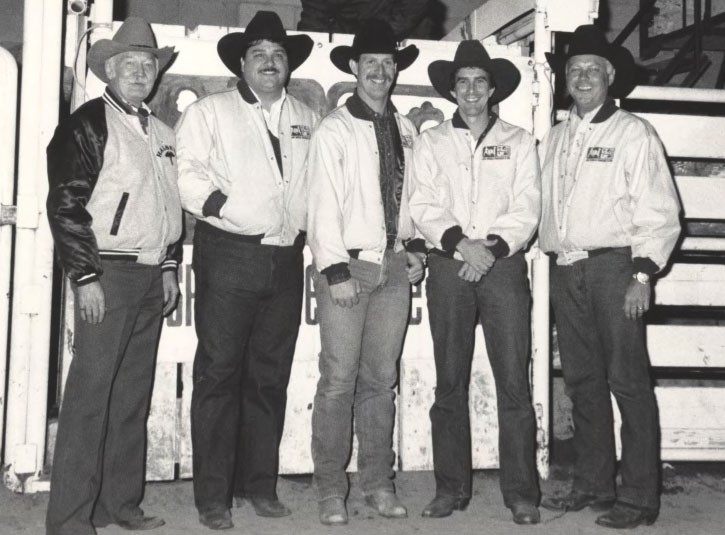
[
  {"x1": 452, "y1": 109, "x2": 498, "y2": 147},
  {"x1": 345, "y1": 91, "x2": 397, "y2": 121},
  {"x1": 237, "y1": 76, "x2": 257, "y2": 104},
  {"x1": 573, "y1": 98, "x2": 619, "y2": 124},
  {"x1": 103, "y1": 87, "x2": 151, "y2": 115}
]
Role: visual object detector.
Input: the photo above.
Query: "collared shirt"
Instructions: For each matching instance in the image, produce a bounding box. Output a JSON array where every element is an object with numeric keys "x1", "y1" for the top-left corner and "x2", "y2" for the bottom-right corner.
[
  {"x1": 409, "y1": 111, "x2": 541, "y2": 258},
  {"x1": 347, "y1": 92, "x2": 403, "y2": 248},
  {"x1": 539, "y1": 100, "x2": 681, "y2": 272},
  {"x1": 103, "y1": 87, "x2": 153, "y2": 138},
  {"x1": 249, "y1": 86, "x2": 287, "y2": 137}
]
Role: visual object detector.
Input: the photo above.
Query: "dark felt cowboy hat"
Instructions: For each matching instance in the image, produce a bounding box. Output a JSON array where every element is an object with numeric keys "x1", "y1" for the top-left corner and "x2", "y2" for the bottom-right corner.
[
  {"x1": 428, "y1": 40, "x2": 521, "y2": 105},
  {"x1": 88, "y1": 16, "x2": 175, "y2": 84},
  {"x1": 330, "y1": 19, "x2": 419, "y2": 74},
  {"x1": 545, "y1": 24, "x2": 637, "y2": 98},
  {"x1": 217, "y1": 11, "x2": 314, "y2": 77}
]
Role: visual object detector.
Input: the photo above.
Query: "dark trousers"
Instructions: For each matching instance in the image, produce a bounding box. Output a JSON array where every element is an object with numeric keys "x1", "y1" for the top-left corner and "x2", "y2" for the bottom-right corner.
[
  {"x1": 46, "y1": 261, "x2": 164, "y2": 535},
  {"x1": 426, "y1": 252, "x2": 539, "y2": 507},
  {"x1": 190, "y1": 224, "x2": 303, "y2": 512},
  {"x1": 550, "y1": 248, "x2": 659, "y2": 510}
]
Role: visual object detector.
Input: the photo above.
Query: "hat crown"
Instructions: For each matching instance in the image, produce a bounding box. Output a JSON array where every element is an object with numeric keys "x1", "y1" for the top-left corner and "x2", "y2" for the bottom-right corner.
[
  {"x1": 112, "y1": 16, "x2": 159, "y2": 49},
  {"x1": 351, "y1": 19, "x2": 398, "y2": 56},
  {"x1": 243, "y1": 10, "x2": 288, "y2": 43},
  {"x1": 566, "y1": 25, "x2": 614, "y2": 59},
  {"x1": 453, "y1": 40, "x2": 493, "y2": 66}
]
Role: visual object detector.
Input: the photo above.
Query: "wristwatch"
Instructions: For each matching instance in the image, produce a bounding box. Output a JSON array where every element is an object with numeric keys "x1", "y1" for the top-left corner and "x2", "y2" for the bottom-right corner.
[{"x1": 633, "y1": 272, "x2": 651, "y2": 284}]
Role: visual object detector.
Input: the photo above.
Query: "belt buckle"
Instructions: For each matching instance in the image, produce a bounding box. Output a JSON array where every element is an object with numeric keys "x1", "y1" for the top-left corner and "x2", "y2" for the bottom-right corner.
[{"x1": 557, "y1": 250, "x2": 589, "y2": 266}]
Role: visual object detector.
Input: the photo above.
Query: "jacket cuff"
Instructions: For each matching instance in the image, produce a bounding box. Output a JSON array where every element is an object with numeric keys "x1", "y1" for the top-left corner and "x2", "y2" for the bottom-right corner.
[
  {"x1": 202, "y1": 190, "x2": 228, "y2": 218},
  {"x1": 486, "y1": 234, "x2": 510, "y2": 259},
  {"x1": 161, "y1": 260, "x2": 179, "y2": 273},
  {"x1": 633, "y1": 257, "x2": 659, "y2": 276},
  {"x1": 74, "y1": 273, "x2": 99, "y2": 286},
  {"x1": 441, "y1": 225, "x2": 464, "y2": 252},
  {"x1": 403, "y1": 238, "x2": 428, "y2": 255},
  {"x1": 321, "y1": 262, "x2": 351, "y2": 285}
]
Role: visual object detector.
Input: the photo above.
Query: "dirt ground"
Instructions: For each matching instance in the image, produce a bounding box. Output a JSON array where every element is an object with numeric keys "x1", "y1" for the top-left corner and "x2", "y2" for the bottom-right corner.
[{"x1": 2, "y1": 459, "x2": 725, "y2": 535}]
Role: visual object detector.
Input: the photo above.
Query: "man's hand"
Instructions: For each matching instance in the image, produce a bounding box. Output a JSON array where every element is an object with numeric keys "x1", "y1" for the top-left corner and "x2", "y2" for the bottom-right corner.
[
  {"x1": 456, "y1": 238, "x2": 496, "y2": 275},
  {"x1": 623, "y1": 279, "x2": 651, "y2": 320},
  {"x1": 406, "y1": 251, "x2": 426, "y2": 285},
  {"x1": 329, "y1": 278, "x2": 361, "y2": 308},
  {"x1": 162, "y1": 270, "x2": 180, "y2": 316},
  {"x1": 457, "y1": 262, "x2": 483, "y2": 282},
  {"x1": 76, "y1": 281, "x2": 106, "y2": 324}
]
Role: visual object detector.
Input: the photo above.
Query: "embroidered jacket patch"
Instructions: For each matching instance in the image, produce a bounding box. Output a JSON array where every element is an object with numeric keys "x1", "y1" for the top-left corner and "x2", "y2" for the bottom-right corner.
[
  {"x1": 156, "y1": 144, "x2": 176, "y2": 165},
  {"x1": 401, "y1": 134, "x2": 414, "y2": 149},
  {"x1": 291, "y1": 125, "x2": 312, "y2": 139},
  {"x1": 481, "y1": 145, "x2": 511, "y2": 160},
  {"x1": 586, "y1": 147, "x2": 615, "y2": 162}
]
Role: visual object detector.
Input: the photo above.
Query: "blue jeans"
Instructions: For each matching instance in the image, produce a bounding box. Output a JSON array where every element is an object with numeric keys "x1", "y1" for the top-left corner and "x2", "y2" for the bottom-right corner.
[
  {"x1": 426, "y1": 252, "x2": 539, "y2": 507},
  {"x1": 550, "y1": 248, "x2": 659, "y2": 510},
  {"x1": 47, "y1": 261, "x2": 163, "y2": 535},
  {"x1": 190, "y1": 223, "x2": 303, "y2": 512},
  {"x1": 311, "y1": 249, "x2": 410, "y2": 500}
]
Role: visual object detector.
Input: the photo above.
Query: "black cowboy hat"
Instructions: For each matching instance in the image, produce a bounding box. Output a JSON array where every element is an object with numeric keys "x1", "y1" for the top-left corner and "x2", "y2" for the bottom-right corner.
[
  {"x1": 330, "y1": 19, "x2": 419, "y2": 74},
  {"x1": 545, "y1": 24, "x2": 637, "y2": 98},
  {"x1": 88, "y1": 16, "x2": 175, "y2": 83},
  {"x1": 217, "y1": 11, "x2": 314, "y2": 78},
  {"x1": 428, "y1": 40, "x2": 521, "y2": 105}
]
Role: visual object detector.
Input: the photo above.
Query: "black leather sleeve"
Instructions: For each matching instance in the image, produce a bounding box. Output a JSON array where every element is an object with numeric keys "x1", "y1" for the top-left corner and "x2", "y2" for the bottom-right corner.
[{"x1": 46, "y1": 98, "x2": 106, "y2": 282}]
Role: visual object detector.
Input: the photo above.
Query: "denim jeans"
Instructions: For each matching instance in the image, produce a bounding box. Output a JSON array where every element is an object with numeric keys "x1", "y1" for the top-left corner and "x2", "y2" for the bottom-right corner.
[
  {"x1": 311, "y1": 249, "x2": 410, "y2": 500},
  {"x1": 426, "y1": 252, "x2": 539, "y2": 507},
  {"x1": 550, "y1": 248, "x2": 659, "y2": 510},
  {"x1": 47, "y1": 261, "x2": 163, "y2": 535},
  {"x1": 190, "y1": 223, "x2": 303, "y2": 512}
]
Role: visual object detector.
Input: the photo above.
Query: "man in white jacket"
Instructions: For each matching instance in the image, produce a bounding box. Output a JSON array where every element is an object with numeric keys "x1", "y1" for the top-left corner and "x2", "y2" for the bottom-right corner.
[
  {"x1": 306, "y1": 18, "x2": 426, "y2": 526},
  {"x1": 175, "y1": 11, "x2": 319, "y2": 530},
  {"x1": 408, "y1": 40, "x2": 541, "y2": 524},
  {"x1": 539, "y1": 25, "x2": 680, "y2": 529}
]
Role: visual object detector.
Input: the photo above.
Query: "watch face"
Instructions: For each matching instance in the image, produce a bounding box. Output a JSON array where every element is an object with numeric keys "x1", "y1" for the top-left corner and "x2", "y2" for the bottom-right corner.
[{"x1": 635, "y1": 272, "x2": 650, "y2": 284}]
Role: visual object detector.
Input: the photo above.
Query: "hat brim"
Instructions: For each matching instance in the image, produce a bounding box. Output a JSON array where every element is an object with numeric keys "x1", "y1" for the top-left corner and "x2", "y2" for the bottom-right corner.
[
  {"x1": 428, "y1": 57, "x2": 521, "y2": 105},
  {"x1": 217, "y1": 33, "x2": 314, "y2": 78},
  {"x1": 545, "y1": 46, "x2": 637, "y2": 98},
  {"x1": 330, "y1": 44, "x2": 419, "y2": 74},
  {"x1": 88, "y1": 40, "x2": 175, "y2": 83}
]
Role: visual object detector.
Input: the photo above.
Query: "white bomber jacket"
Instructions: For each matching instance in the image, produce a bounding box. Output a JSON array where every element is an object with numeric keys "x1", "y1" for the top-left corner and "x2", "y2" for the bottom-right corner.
[
  {"x1": 409, "y1": 112, "x2": 541, "y2": 257},
  {"x1": 307, "y1": 95, "x2": 420, "y2": 275},
  {"x1": 175, "y1": 80, "x2": 319, "y2": 246},
  {"x1": 539, "y1": 100, "x2": 681, "y2": 273}
]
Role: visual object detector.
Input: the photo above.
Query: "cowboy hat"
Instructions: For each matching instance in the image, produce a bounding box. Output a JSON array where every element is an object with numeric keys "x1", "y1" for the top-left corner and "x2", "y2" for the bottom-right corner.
[
  {"x1": 217, "y1": 11, "x2": 314, "y2": 77},
  {"x1": 428, "y1": 40, "x2": 521, "y2": 105},
  {"x1": 88, "y1": 16, "x2": 175, "y2": 84},
  {"x1": 330, "y1": 19, "x2": 419, "y2": 74},
  {"x1": 545, "y1": 24, "x2": 637, "y2": 98}
]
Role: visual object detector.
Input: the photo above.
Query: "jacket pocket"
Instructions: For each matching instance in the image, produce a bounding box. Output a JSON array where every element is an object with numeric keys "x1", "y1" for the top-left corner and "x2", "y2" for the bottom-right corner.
[{"x1": 110, "y1": 192, "x2": 130, "y2": 236}]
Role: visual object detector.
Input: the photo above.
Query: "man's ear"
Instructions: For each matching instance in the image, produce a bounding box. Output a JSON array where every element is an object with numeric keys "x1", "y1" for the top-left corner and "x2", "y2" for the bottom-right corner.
[
  {"x1": 349, "y1": 59, "x2": 358, "y2": 77},
  {"x1": 104, "y1": 58, "x2": 115, "y2": 81}
]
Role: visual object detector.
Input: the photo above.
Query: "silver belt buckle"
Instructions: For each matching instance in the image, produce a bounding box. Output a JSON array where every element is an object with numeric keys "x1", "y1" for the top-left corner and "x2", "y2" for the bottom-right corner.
[{"x1": 557, "y1": 250, "x2": 589, "y2": 266}]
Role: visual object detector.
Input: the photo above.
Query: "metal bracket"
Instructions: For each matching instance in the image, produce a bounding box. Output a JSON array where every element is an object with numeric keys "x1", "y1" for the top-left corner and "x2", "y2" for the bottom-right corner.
[{"x1": 0, "y1": 204, "x2": 16, "y2": 225}]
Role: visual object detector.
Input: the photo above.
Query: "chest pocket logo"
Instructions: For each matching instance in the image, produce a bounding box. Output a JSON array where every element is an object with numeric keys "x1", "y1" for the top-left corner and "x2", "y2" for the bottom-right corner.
[
  {"x1": 401, "y1": 134, "x2": 414, "y2": 149},
  {"x1": 586, "y1": 146, "x2": 615, "y2": 162},
  {"x1": 291, "y1": 125, "x2": 311, "y2": 139},
  {"x1": 156, "y1": 144, "x2": 176, "y2": 166},
  {"x1": 481, "y1": 145, "x2": 511, "y2": 160}
]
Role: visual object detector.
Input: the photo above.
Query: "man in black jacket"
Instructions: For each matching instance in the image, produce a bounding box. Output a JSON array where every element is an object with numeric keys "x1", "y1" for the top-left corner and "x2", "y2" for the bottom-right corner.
[{"x1": 45, "y1": 17, "x2": 182, "y2": 535}]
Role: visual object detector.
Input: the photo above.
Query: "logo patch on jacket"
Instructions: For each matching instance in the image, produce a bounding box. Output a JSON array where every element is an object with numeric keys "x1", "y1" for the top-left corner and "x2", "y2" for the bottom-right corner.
[
  {"x1": 401, "y1": 135, "x2": 414, "y2": 149},
  {"x1": 481, "y1": 145, "x2": 511, "y2": 160},
  {"x1": 156, "y1": 144, "x2": 176, "y2": 165},
  {"x1": 586, "y1": 147, "x2": 615, "y2": 162},
  {"x1": 291, "y1": 125, "x2": 311, "y2": 139}
]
